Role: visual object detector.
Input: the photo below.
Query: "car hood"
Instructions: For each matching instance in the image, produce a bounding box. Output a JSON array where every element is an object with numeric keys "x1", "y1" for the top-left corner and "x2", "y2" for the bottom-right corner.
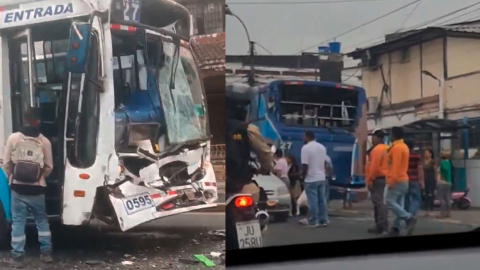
[{"x1": 253, "y1": 173, "x2": 286, "y2": 190}]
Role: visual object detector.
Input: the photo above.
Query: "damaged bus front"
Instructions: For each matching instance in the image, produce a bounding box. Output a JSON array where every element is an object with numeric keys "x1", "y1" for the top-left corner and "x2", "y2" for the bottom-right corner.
[{"x1": 0, "y1": 0, "x2": 217, "y2": 232}]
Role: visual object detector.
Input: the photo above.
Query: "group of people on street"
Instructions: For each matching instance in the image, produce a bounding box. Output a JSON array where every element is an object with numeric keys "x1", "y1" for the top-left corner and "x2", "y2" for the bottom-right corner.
[{"x1": 366, "y1": 127, "x2": 453, "y2": 237}]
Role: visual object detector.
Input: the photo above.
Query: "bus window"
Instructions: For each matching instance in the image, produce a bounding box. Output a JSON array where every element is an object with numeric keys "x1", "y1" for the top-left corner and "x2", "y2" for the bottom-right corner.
[
  {"x1": 157, "y1": 42, "x2": 206, "y2": 144},
  {"x1": 279, "y1": 83, "x2": 359, "y2": 129},
  {"x1": 112, "y1": 32, "x2": 159, "y2": 109}
]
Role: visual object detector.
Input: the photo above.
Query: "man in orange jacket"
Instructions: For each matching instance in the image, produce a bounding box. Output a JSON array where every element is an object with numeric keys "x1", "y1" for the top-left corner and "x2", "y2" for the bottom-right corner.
[
  {"x1": 386, "y1": 127, "x2": 417, "y2": 236},
  {"x1": 365, "y1": 129, "x2": 388, "y2": 234}
]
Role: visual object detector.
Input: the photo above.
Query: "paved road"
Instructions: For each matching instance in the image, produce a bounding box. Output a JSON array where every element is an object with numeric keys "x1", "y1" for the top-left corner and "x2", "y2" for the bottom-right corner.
[
  {"x1": 264, "y1": 213, "x2": 474, "y2": 247},
  {"x1": 0, "y1": 213, "x2": 226, "y2": 270}
]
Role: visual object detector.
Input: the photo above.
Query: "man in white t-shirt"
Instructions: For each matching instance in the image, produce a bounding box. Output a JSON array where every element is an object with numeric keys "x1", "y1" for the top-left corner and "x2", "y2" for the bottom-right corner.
[{"x1": 300, "y1": 130, "x2": 331, "y2": 227}]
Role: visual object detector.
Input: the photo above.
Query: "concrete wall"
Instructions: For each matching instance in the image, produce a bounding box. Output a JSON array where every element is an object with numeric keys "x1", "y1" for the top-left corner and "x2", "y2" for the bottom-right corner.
[{"x1": 362, "y1": 36, "x2": 480, "y2": 130}]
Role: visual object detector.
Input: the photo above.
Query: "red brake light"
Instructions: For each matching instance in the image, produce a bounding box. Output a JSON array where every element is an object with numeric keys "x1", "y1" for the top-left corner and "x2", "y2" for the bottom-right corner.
[
  {"x1": 284, "y1": 81, "x2": 303, "y2": 85},
  {"x1": 235, "y1": 196, "x2": 253, "y2": 208},
  {"x1": 161, "y1": 203, "x2": 174, "y2": 210}
]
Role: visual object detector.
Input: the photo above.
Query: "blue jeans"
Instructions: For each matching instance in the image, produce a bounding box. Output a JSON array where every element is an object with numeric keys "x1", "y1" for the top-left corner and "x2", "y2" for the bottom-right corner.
[
  {"x1": 304, "y1": 181, "x2": 328, "y2": 225},
  {"x1": 11, "y1": 191, "x2": 52, "y2": 258},
  {"x1": 385, "y1": 181, "x2": 411, "y2": 229},
  {"x1": 325, "y1": 182, "x2": 330, "y2": 203},
  {"x1": 405, "y1": 182, "x2": 422, "y2": 217}
]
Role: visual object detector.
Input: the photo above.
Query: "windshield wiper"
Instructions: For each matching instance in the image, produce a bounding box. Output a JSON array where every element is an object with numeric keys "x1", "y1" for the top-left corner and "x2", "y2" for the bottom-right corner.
[
  {"x1": 168, "y1": 39, "x2": 181, "y2": 111},
  {"x1": 160, "y1": 137, "x2": 209, "y2": 158}
]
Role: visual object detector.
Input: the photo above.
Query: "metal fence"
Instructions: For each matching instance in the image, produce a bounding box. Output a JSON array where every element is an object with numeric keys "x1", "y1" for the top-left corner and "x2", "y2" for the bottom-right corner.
[{"x1": 211, "y1": 144, "x2": 225, "y2": 181}]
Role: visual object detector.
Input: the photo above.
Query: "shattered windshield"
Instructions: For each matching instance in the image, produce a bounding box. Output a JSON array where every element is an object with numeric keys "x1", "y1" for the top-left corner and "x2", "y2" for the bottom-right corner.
[{"x1": 158, "y1": 42, "x2": 207, "y2": 144}]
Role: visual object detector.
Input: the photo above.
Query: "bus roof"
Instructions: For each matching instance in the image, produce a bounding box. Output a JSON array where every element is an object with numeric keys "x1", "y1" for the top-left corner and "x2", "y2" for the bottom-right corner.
[
  {"x1": 263, "y1": 80, "x2": 364, "y2": 91},
  {"x1": 0, "y1": 0, "x2": 91, "y2": 30}
]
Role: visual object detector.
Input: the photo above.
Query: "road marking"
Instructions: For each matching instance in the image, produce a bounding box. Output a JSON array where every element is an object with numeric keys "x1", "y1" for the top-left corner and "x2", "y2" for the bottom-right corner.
[{"x1": 432, "y1": 219, "x2": 462, "y2": 224}]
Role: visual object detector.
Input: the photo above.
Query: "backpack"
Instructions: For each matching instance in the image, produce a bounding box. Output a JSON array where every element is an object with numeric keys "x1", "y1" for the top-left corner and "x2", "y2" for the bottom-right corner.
[
  {"x1": 226, "y1": 119, "x2": 252, "y2": 189},
  {"x1": 11, "y1": 134, "x2": 45, "y2": 183}
]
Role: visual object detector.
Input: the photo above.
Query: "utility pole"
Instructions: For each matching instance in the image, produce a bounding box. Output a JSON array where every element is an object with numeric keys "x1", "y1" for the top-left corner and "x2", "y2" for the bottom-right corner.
[
  {"x1": 226, "y1": 5, "x2": 255, "y2": 86},
  {"x1": 248, "y1": 41, "x2": 255, "y2": 86}
]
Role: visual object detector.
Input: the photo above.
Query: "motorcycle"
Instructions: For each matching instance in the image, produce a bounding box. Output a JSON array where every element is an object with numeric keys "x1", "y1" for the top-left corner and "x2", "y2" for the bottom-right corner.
[
  {"x1": 433, "y1": 188, "x2": 471, "y2": 210},
  {"x1": 225, "y1": 187, "x2": 269, "y2": 250}
]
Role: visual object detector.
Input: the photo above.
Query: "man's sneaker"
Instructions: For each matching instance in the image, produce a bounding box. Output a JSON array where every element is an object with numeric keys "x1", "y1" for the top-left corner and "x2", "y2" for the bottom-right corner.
[
  {"x1": 319, "y1": 222, "x2": 328, "y2": 227},
  {"x1": 10, "y1": 256, "x2": 25, "y2": 268},
  {"x1": 368, "y1": 227, "x2": 388, "y2": 234},
  {"x1": 406, "y1": 217, "x2": 418, "y2": 236},
  {"x1": 299, "y1": 218, "x2": 319, "y2": 227},
  {"x1": 40, "y1": 251, "x2": 53, "y2": 263}
]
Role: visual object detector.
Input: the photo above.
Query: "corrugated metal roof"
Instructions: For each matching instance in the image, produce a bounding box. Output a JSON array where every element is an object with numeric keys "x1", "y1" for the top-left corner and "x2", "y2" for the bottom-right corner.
[
  {"x1": 191, "y1": 32, "x2": 225, "y2": 71},
  {"x1": 440, "y1": 22, "x2": 480, "y2": 33}
]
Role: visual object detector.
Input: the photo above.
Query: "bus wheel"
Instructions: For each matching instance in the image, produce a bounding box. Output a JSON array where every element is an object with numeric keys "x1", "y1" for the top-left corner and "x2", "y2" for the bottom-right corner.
[{"x1": 0, "y1": 200, "x2": 11, "y2": 250}]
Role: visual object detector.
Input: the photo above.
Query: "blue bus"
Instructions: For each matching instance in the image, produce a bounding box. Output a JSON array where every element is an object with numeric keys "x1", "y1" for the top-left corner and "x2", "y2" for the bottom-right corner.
[{"x1": 245, "y1": 80, "x2": 368, "y2": 200}]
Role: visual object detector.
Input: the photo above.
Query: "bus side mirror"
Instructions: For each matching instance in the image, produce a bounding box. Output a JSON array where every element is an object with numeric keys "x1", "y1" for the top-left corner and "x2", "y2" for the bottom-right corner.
[{"x1": 66, "y1": 23, "x2": 92, "y2": 73}]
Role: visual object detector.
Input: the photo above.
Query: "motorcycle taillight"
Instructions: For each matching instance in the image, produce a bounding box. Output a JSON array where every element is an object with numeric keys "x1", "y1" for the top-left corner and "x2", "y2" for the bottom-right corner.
[{"x1": 234, "y1": 196, "x2": 253, "y2": 208}]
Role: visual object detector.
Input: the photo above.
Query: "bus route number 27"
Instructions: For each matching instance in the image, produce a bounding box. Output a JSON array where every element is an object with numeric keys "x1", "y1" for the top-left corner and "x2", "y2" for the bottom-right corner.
[
  {"x1": 279, "y1": 141, "x2": 292, "y2": 150},
  {"x1": 122, "y1": 193, "x2": 155, "y2": 215}
]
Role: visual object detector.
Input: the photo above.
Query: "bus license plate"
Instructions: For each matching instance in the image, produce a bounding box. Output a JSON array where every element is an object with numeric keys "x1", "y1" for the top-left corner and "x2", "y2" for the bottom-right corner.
[
  {"x1": 122, "y1": 193, "x2": 156, "y2": 215},
  {"x1": 236, "y1": 220, "x2": 262, "y2": 249}
]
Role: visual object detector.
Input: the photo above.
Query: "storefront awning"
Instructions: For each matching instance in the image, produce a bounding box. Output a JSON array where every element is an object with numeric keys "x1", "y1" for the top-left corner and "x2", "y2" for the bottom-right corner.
[{"x1": 379, "y1": 119, "x2": 470, "y2": 134}]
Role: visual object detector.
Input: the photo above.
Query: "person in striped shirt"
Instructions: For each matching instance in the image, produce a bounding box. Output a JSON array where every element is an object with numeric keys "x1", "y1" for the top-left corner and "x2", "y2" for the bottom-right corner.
[{"x1": 404, "y1": 140, "x2": 424, "y2": 217}]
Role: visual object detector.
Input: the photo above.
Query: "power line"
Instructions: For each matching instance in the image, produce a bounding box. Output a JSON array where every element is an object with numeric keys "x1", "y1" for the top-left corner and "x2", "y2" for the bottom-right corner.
[
  {"x1": 434, "y1": 6, "x2": 480, "y2": 25},
  {"x1": 402, "y1": 1, "x2": 480, "y2": 31},
  {"x1": 253, "y1": 41, "x2": 274, "y2": 55},
  {"x1": 228, "y1": 0, "x2": 401, "y2": 5},
  {"x1": 294, "y1": 0, "x2": 421, "y2": 54},
  {"x1": 343, "y1": 1, "x2": 480, "y2": 53},
  {"x1": 394, "y1": 0, "x2": 422, "y2": 33}
]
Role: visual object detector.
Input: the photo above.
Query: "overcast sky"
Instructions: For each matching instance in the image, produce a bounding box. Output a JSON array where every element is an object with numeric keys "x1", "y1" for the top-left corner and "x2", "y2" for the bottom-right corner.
[{"x1": 226, "y1": 0, "x2": 480, "y2": 66}]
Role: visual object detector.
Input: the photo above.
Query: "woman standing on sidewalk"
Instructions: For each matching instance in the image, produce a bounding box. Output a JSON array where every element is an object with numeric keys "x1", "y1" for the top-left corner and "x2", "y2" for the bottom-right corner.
[
  {"x1": 437, "y1": 151, "x2": 453, "y2": 219},
  {"x1": 423, "y1": 149, "x2": 437, "y2": 217}
]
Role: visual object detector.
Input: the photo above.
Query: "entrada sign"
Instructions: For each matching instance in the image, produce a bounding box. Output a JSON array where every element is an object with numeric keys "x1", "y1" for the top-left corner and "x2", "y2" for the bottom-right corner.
[{"x1": 3, "y1": 3, "x2": 73, "y2": 23}]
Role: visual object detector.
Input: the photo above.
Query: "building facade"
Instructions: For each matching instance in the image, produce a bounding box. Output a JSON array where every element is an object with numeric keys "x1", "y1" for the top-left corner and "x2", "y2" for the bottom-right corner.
[
  {"x1": 347, "y1": 21, "x2": 480, "y2": 150},
  {"x1": 176, "y1": 0, "x2": 225, "y2": 35}
]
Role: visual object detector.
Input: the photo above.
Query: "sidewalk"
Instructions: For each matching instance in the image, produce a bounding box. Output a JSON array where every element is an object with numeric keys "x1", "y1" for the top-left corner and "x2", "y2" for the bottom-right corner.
[{"x1": 328, "y1": 200, "x2": 480, "y2": 227}]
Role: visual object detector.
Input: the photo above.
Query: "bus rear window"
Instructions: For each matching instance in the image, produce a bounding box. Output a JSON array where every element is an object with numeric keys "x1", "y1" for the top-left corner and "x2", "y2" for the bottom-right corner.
[{"x1": 279, "y1": 84, "x2": 358, "y2": 128}]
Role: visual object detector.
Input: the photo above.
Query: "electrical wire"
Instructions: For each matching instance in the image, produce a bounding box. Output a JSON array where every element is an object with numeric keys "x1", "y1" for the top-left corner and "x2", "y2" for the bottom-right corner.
[
  {"x1": 295, "y1": 0, "x2": 421, "y2": 54},
  {"x1": 253, "y1": 41, "x2": 274, "y2": 55},
  {"x1": 343, "y1": 1, "x2": 480, "y2": 52},
  {"x1": 429, "y1": 6, "x2": 480, "y2": 26},
  {"x1": 394, "y1": 0, "x2": 422, "y2": 33},
  {"x1": 228, "y1": 0, "x2": 403, "y2": 5},
  {"x1": 402, "y1": 1, "x2": 480, "y2": 31}
]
